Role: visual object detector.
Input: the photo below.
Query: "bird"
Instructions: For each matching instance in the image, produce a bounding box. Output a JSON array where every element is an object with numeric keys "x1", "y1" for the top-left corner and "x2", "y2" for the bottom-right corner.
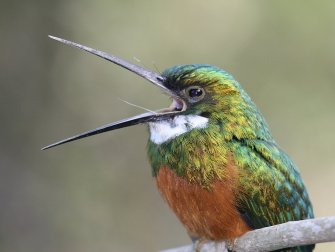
[{"x1": 43, "y1": 36, "x2": 315, "y2": 252}]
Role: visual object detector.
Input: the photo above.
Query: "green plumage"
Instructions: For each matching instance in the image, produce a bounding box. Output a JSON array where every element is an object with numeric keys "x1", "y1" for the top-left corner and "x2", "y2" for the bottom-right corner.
[
  {"x1": 148, "y1": 65, "x2": 314, "y2": 252},
  {"x1": 44, "y1": 37, "x2": 315, "y2": 252}
]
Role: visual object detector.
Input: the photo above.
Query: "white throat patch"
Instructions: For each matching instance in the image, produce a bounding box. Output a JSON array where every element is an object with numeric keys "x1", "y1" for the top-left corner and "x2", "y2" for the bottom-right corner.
[{"x1": 148, "y1": 115, "x2": 209, "y2": 145}]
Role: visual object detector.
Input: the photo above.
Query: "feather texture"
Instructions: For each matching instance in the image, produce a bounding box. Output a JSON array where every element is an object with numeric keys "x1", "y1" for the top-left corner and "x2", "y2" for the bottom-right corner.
[{"x1": 148, "y1": 65, "x2": 314, "y2": 252}]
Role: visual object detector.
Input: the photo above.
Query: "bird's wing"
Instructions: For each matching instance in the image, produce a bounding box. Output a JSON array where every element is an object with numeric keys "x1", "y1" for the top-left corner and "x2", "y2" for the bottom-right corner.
[
  {"x1": 232, "y1": 139, "x2": 315, "y2": 252},
  {"x1": 232, "y1": 139, "x2": 314, "y2": 229},
  {"x1": 235, "y1": 206, "x2": 256, "y2": 229}
]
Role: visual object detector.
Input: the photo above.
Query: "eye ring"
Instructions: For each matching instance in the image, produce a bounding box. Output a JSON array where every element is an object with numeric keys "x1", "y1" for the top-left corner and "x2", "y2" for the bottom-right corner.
[{"x1": 185, "y1": 86, "x2": 205, "y2": 102}]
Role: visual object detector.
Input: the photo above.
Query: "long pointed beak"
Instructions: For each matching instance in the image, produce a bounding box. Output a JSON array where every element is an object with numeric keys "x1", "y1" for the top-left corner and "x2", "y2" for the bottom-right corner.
[
  {"x1": 48, "y1": 36, "x2": 179, "y2": 100},
  {"x1": 42, "y1": 36, "x2": 184, "y2": 150},
  {"x1": 42, "y1": 111, "x2": 169, "y2": 150}
]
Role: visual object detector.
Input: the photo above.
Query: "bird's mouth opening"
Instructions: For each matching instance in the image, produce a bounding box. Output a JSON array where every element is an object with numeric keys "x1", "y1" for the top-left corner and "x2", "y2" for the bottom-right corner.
[
  {"x1": 157, "y1": 98, "x2": 186, "y2": 114},
  {"x1": 171, "y1": 98, "x2": 185, "y2": 112},
  {"x1": 42, "y1": 36, "x2": 187, "y2": 150}
]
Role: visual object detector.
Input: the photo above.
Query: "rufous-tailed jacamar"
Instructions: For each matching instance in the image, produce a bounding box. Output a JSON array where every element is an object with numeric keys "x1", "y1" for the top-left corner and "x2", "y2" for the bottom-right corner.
[{"x1": 43, "y1": 36, "x2": 314, "y2": 252}]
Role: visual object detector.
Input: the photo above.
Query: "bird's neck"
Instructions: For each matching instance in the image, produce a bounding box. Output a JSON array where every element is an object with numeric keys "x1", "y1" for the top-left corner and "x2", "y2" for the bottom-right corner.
[
  {"x1": 148, "y1": 115, "x2": 209, "y2": 145},
  {"x1": 148, "y1": 122, "x2": 231, "y2": 188},
  {"x1": 147, "y1": 92, "x2": 274, "y2": 188}
]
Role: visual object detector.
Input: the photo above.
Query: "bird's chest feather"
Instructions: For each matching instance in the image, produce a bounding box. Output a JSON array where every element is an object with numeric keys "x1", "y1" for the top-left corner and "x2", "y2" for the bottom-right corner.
[
  {"x1": 154, "y1": 166, "x2": 252, "y2": 241},
  {"x1": 148, "y1": 117, "x2": 252, "y2": 240},
  {"x1": 148, "y1": 116, "x2": 231, "y2": 187}
]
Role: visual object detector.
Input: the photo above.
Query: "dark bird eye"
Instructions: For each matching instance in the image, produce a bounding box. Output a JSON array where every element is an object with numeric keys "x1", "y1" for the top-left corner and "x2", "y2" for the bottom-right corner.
[
  {"x1": 185, "y1": 86, "x2": 205, "y2": 102},
  {"x1": 189, "y1": 88, "x2": 203, "y2": 98}
]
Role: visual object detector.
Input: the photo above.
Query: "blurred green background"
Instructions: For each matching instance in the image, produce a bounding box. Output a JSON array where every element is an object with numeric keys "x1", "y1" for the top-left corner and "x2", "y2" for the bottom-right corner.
[{"x1": 1, "y1": 0, "x2": 335, "y2": 251}]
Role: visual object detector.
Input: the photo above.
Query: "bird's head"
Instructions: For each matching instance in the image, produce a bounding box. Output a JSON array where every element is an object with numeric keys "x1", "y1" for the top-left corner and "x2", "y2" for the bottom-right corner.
[
  {"x1": 42, "y1": 37, "x2": 272, "y2": 150},
  {"x1": 160, "y1": 64, "x2": 241, "y2": 115}
]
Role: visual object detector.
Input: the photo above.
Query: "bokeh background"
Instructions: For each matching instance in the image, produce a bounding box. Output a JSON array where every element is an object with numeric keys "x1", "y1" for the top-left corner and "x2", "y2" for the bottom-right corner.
[{"x1": 1, "y1": 1, "x2": 335, "y2": 251}]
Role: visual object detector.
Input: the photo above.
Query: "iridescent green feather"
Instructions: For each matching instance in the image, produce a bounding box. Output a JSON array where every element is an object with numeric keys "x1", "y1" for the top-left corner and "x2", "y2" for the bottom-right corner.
[{"x1": 147, "y1": 65, "x2": 314, "y2": 252}]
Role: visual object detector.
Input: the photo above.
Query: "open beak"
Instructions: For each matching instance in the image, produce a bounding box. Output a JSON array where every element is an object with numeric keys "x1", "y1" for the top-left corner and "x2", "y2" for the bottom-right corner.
[{"x1": 42, "y1": 36, "x2": 185, "y2": 150}]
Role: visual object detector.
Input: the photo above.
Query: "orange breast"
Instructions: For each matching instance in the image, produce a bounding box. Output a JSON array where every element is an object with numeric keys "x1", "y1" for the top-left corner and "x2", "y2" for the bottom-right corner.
[{"x1": 155, "y1": 165, "x2": 252, "y2": 241}]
